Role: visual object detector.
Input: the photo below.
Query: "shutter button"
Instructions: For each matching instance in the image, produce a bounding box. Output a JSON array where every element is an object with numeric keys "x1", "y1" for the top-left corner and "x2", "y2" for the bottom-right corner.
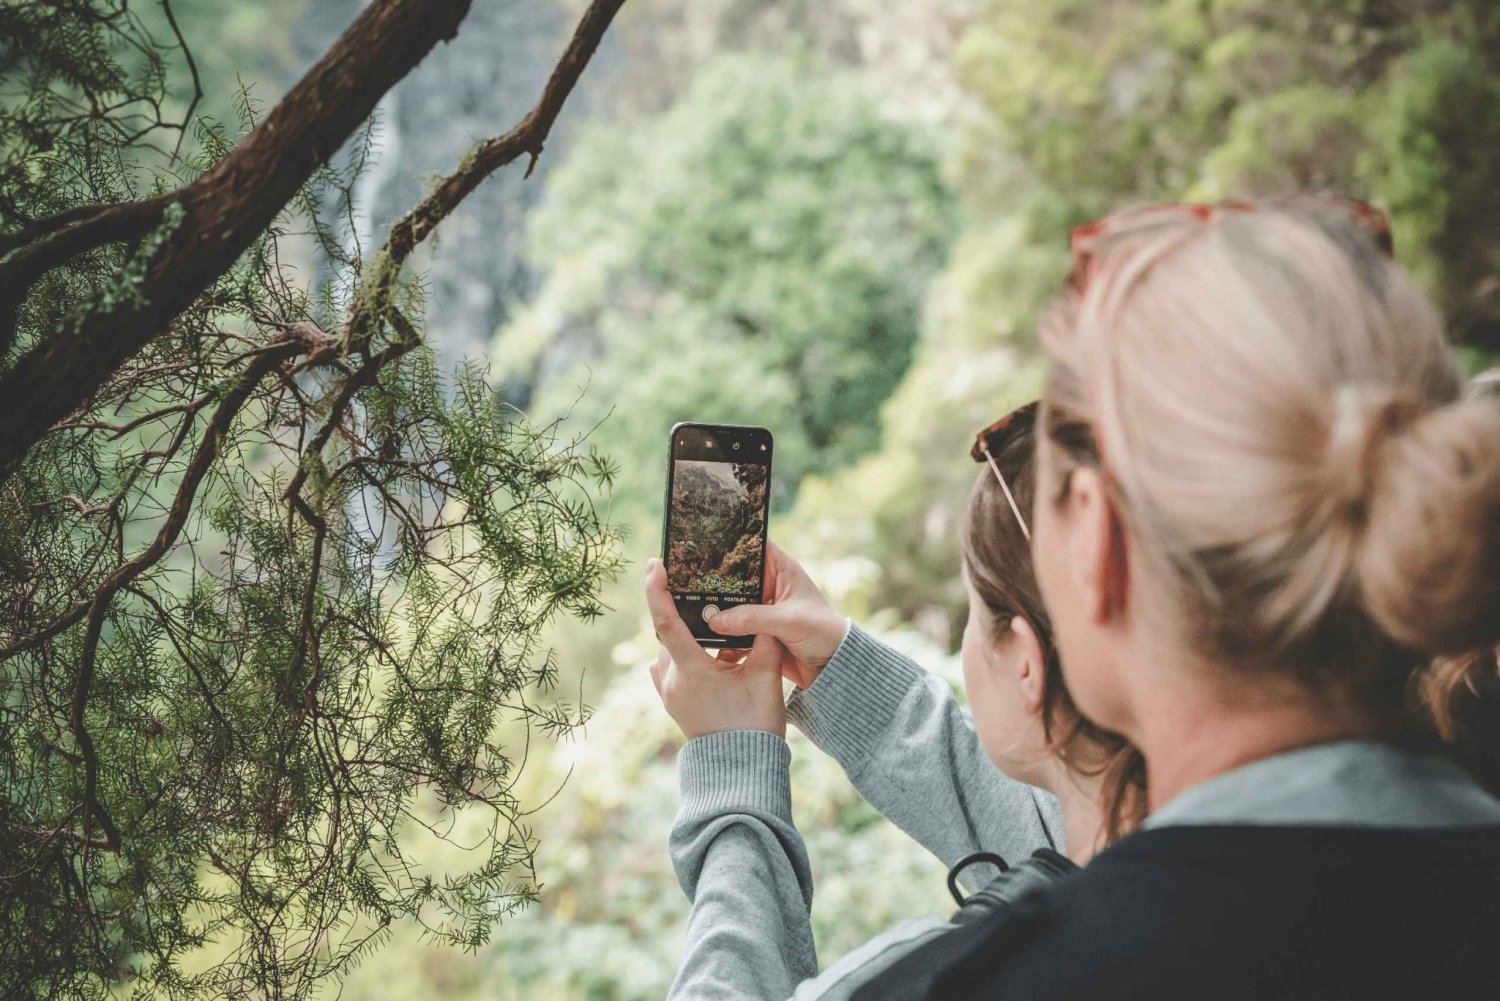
[{"x1": 702, "y1": 604, "x2": 721, "y2": 623}]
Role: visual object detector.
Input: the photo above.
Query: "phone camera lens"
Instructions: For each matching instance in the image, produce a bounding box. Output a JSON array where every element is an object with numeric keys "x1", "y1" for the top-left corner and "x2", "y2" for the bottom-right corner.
[{"x1": 733, "y1": 442, "x2": 741, "y2": 450}]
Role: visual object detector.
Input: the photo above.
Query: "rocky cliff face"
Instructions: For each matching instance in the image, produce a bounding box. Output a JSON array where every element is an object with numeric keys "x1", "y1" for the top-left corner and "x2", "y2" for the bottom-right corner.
[
  {"x1": 282, "y1": 0, "x2": 976, "y2": 404},
  {"x1": 291, "y1": 0, "x2": 604, "y2": 391}
]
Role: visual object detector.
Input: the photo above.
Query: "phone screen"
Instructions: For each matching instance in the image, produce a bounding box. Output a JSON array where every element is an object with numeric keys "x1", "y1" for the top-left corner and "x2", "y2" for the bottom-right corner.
[{"x1": 662, "y1": 424, "x2": 772, "y2": 648}]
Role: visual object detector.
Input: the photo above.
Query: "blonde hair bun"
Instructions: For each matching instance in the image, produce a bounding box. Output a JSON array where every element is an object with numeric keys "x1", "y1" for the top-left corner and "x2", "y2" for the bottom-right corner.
[{"x1": 1360, "y1": 398, "x2": 1500, "y2": 654}]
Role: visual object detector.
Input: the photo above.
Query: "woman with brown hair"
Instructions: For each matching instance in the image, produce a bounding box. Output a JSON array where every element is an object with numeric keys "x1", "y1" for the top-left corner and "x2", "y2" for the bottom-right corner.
[
  {"x1": 644, "y1": 401, "x2": 1143, "y2": 999},
  {"x1": 954, "y1": 402, "x2": 1144, "y2": 852}
]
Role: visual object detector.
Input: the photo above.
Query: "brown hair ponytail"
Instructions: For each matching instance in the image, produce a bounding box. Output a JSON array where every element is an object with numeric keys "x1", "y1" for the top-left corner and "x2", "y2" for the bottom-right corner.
[{"x1": 961, "y1": 418, "x2": 1147, "y2": 841}]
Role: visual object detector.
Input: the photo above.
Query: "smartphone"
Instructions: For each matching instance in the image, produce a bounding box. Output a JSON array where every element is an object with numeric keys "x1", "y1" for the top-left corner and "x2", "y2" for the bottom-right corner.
[{"x1": 661, "y1": 422, "x2": 773, "y2": 648}]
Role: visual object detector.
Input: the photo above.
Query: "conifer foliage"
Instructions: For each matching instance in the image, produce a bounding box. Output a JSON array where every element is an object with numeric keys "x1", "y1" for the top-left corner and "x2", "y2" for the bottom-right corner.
[{"x1": 0, "y1": 1, "x2": 627, "y2": 996}]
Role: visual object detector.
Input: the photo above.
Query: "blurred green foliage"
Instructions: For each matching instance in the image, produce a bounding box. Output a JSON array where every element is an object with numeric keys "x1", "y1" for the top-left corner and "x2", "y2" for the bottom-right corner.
[
  {"x1": 951, "y1": 0, "x2": 1500, "y2": 341},
  {"x1": 493, "y1": 50, "x2": 957, "y2": 524}
]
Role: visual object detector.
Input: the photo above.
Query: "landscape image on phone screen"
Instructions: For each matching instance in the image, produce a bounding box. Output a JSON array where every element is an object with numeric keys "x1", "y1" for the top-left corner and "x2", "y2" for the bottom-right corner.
[{"x1": 666, "y1": 459, "x2": 768, "y2": 596}]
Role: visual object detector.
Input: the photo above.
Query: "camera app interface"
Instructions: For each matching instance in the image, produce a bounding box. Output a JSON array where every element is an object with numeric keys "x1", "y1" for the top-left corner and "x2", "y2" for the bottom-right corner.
[{"x1": 666, "y1": 429, "x2": 770, "y2": 632}]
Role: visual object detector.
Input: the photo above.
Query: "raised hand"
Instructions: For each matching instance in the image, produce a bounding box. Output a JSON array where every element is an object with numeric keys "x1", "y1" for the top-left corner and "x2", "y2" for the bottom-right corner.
[
  {"x1": 705, "y1": 540, "x2": 848, "y2": 690},
  {"x1": 645, "y1": 558, "x2": 787, "y2": 739}
]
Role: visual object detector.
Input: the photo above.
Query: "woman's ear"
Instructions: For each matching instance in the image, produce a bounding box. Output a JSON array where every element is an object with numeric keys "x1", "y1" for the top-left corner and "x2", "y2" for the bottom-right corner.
[
  {"x1": 1008, "y1": 615, "x2": 1047, "y2": 714},
  {"x1": 1066, "y1": 467, "x2": 1130, "y2": 625},
  {"x1": 1100, "y1": 491, "x2": 1131, "y2": 621}
]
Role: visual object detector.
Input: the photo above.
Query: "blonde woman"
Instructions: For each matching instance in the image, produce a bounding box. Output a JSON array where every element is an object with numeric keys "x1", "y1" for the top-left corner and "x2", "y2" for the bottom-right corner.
[{"x1": 648, "y1": 196, "x2": 1500, "y2": 1000}]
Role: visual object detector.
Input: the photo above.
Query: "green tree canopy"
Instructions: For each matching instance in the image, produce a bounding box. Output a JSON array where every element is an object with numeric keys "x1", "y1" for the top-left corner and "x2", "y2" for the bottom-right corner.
[
  {"x1": 955, "y1": 0, "x2": 1500, "y2": 347},
  {"x1": 495, "y1": 50, "x2": 958, "y2": 523}
]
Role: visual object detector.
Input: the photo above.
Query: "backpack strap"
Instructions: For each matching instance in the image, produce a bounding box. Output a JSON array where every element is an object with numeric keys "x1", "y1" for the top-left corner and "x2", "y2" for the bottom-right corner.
[
  {"x1": 954, "y1": 848, "x2": 1074, "y2": 923},
  {"x1": 947, "y1": 851, "x2": 1010, "y2": 906},
  {"x1": 849, "y1": 849, "x2": 1077, "y2": 1000}
]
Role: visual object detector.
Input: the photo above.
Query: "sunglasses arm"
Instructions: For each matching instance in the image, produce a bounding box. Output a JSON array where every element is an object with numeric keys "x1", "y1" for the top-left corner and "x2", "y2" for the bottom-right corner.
[{"x1": 980, "y1": 444, "x2": 1032, "y2": 542}]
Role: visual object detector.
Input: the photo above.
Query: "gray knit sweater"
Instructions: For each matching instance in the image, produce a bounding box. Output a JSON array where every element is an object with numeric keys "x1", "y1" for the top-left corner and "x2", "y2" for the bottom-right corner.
[
  {"x1": 667, "y1": 621, "x2": 1064, "y2": 1000},
  {"x1": 665, "y1": 622, "x2": 1500, "y2": 1000}
]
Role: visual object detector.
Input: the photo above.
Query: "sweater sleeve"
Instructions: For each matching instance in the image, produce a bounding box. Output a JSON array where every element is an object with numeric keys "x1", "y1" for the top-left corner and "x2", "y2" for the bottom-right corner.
[
  {"x1": 668, "y1": 729, "x2": 818, "y2": 1001},
  {"x1": 785, "y1": 621, "x2": 1062, "y2": 889}
]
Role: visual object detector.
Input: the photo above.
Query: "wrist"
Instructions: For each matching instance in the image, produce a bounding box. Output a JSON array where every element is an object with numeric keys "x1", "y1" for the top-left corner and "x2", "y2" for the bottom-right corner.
[
  {"x1": 805, "y1": 614, "x2": 852, "y2": 682},
  {"x1": 685, "y1": 717, "x2": 786, "y2": 740},
  {"x1": 677, "y1": 730, "x2": 792, "y2": 821}
]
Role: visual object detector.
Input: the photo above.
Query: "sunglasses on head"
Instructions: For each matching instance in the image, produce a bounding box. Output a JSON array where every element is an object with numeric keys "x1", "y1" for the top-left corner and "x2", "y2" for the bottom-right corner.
[
  {"x1": 968, "y1": 197, "x2": 1391, "y2": 541},
  {"x1": 971, "y1": 400, "x2": 1040, "y2": 542},
  {"x1": 1066, "y1": 195, "x2": 1394, "y2": 299}
]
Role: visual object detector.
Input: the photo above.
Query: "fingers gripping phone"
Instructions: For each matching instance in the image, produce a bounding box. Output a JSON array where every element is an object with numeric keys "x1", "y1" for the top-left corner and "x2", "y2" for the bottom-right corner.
[{"x1": 661, "y1": 423, "x2": 772, "y2": 648}]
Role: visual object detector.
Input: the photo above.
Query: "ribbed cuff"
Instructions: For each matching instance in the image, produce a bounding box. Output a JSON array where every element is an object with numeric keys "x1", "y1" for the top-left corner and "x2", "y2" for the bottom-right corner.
[
  {"x1": 785, "y1": 620, "x2": 926, "y2": 765},
  {"x1": 677, "y1": 730, "x2": 793, "y2": 822}
]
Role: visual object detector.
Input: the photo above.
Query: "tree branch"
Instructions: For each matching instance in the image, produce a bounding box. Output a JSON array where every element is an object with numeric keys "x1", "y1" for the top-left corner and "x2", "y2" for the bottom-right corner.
[
  {"x1": 0, "y1": 326, "x2": 326, "y2": 665},
  {"x1": 345, "y1": 0, "x2": 627, "y2": 349},
  {"x1": 160, "y1": 0, "x2": 204, "y2": 162},
  {"x1": 0, "y1": 195, "x2": 175, "y2": 356},
  {"x1": 0, "y1": 0, "x2": 479, "y2": 479},
  {"x1": 64, "y1": 331, "x2": 310, "y2": 854},
  {"x1": 0, "y1": 201, "x2": 149, "y2": 256}
]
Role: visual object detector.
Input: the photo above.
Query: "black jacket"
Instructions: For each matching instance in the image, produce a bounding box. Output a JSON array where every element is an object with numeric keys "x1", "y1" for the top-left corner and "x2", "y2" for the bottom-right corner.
[{"x1": 858, "y1": 825, "x2": 1500, "y2": 1001}]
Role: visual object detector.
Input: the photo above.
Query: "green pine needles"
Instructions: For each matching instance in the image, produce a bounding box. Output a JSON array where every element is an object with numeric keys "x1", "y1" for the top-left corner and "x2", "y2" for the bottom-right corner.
[{"x1": 0, "y1": 2, "x2": 624, "y2": 997}]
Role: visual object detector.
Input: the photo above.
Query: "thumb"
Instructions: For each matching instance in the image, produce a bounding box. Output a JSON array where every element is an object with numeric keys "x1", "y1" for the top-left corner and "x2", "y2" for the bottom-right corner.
[
  {"x1": 709, "y1": 601, "x2": 785, "y2": 638},
  {"x1": 645, "y1": 558, "x2": 703, "y2": 667}
]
